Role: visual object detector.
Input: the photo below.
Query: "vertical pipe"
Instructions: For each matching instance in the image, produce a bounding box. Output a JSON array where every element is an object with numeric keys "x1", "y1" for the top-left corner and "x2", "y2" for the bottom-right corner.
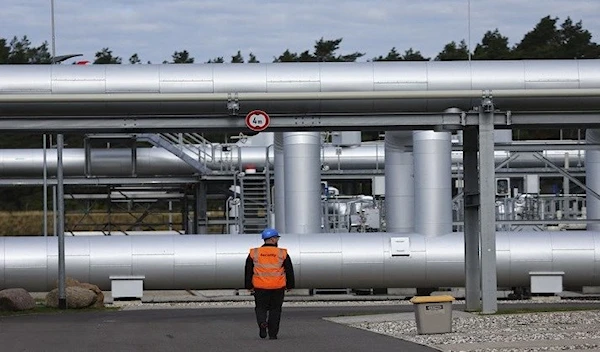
[
  {"x1": 168, "y1": 201, "x2": 173, "y2": 231},
  {"x1": 43, "y1": 135, "x2": 48, "y2": 237},
  {"x1": 413, "y1": 130, "x2": 452, "y2": 237},
  {"x1": 586, "y1": 129, "x2": 600, "y2": 231},
  {"x1": 52, "y1": 186, "x2": 57, "y2": 236},
  {"x1": 284, "y1": 132, "x2": 322, "y2": 234},
  {"x1": 49, "y1": 0, "x2": 56, "y2": 239},
  {"x1": 463, "y1": 126, "x2": 481, "y2": 311},
  {"x1": 479, "y1": 101, "x2": 498, "y2": 314},
  {"x1": 182, "y1": 195, "x2": 189, "y2": 234},
  {"x1": 467, "y1": 0, "x2": 471, "y2": 61},
  {"x1": 234, "y1": 174, "x2": 242, "y2": 234},
  {"x1": 564, "y1": 152, "x2": 570, "y2": 196},
  {"x1": 384, "y1": 131, "x2": 414, "y2": 233},
  {"x1": 274, "y1": 133, "x2": 285, "y2": 232},
  {"x1": 50, "y1": 0, "x2": 56, "y2": 63},
  {"x1": 131, "y1": 139, "x2": 137, "y2": 176},
  {"x1": 57, "y1": 134, "x2": 66, "y2": 309},
  {"x1": 192, "y1": 185, "x2": 199, "y2": 234},
  {"x1": 265, "y1": 145, "x2": 273, "y2": 228},
  {"x1": 195, "y1": 182, "x2": 208, "y2": 234},
  {"x1": 84, "y1": 137, "x2": 91, "y2": 176}
]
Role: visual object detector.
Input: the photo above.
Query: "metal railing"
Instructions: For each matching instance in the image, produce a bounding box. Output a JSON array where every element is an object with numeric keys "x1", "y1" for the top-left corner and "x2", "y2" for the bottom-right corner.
[
  {"x1": 453, "y1": 194, "x2": 587, "y2": 231},
  {"x1": 322, "y1": 195, "x2": 383, "y2": 233},
  {"x1": 157, "y1": 132, "x2": 214, "y2": 167}
]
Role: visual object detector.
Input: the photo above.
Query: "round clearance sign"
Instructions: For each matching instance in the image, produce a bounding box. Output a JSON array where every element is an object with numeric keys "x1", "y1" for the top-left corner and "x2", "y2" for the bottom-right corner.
[{"x1": 245, "y1": 110, "x2": 270, "y2": 132}]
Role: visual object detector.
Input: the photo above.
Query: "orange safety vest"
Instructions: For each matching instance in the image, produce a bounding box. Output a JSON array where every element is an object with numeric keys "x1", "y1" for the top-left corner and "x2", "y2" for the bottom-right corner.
[{"x1": 249, "y1": 246, "x2": 287, "y2": 289}]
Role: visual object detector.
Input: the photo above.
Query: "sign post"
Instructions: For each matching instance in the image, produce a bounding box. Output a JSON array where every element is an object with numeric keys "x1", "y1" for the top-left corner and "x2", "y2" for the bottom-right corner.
[{"x1": 245, "y1": 110, "x2": 270, "y2": 132}]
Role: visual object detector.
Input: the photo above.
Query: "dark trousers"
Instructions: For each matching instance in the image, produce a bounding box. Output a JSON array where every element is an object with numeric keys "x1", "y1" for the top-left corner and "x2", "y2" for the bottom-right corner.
[{"x1": 253, "y1": 288, "x2": 285, "y2": 337}]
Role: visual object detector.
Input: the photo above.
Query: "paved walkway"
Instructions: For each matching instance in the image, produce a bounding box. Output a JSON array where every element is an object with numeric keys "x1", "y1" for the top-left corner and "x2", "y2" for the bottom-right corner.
[
  {"x1": 0, "y1": 305, "x2": 437, "y2": 352},
  {"x1": 18, "y1": 290, "x2": 600, "y2": 352}
]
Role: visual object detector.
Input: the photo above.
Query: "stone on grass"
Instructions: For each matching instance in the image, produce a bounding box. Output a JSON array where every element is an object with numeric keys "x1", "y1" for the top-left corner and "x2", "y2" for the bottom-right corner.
[
  {"x1": 45, "y1": 286, "x2": 97, "y2": 309},
  {"x1": 0, "y1": 288, "x2": 36, "y2": 311},
  {"x1": 51, "y1": 277, "x2": 105, "y2": 308}
]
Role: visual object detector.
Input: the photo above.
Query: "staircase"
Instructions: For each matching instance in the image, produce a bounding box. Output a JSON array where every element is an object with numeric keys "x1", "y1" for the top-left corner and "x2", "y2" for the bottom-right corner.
[
  {"x1": 137, "y1": 133, "x2": 213, "y2": 175},
  {"x1": 240, "y1": 172, "x2": 270, "y2": 234}
]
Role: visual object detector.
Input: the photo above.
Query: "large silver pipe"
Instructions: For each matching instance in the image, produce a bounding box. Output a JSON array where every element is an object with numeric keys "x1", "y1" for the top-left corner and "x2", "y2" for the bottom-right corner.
[
  {"x1": 3, "y1": 88, "x2": 600, "y2": 103},
  {"x1": 0, "y1": 146, "x2": 586, "y2": 177},
  {"x1": 2, "y1": 61, "x2": 600, "y2": 116},
  {"x1": 586, "y1": 129, "x2": 600, "y2": 231},
  {"x1": 283, "y1": 132, "x2": 322, "y2": 234},
  {"x1": 413, "y1": 131, "x2": 452, "y2": 237},
  {"x1": 384, "y1": 131, "x2": 414, "y2": 233},
  {"x1": 1, "y1": 231, "x2": 598, "y2": 291}
]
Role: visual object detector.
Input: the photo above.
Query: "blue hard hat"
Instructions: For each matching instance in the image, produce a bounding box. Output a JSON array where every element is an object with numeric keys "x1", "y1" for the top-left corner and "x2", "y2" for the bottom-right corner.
[{"x1": 261, "y1": 228, "x2": 280, "y2": 240}]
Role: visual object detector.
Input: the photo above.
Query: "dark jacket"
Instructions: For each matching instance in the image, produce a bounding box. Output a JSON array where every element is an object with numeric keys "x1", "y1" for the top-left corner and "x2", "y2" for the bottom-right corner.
[{"x1": 245, "y1": 243, "x2": 295, "y2": 290}]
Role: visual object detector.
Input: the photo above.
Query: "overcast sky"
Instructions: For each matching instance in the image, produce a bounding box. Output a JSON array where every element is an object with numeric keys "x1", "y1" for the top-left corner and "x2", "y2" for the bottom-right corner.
[{"x1": 2, "y1": 0, "x2": 600, "y2": 64}]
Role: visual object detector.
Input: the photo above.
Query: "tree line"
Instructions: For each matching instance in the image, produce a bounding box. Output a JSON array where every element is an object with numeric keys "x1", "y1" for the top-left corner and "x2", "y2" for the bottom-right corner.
[{"x1": 1, "y1": 16, "x2": 599, "y2": 65}]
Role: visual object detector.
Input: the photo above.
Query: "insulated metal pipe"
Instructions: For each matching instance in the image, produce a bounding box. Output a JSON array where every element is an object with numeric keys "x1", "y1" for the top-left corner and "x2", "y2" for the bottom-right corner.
[
  {"x1": 384, "y1": 131, "x2": 414, "y2": 233},
  {"x1": 586, "y1": 129, "x2": 600, "y2": 231},
  {"x1": 0, "y1": 146, "x2": 586, "y2": 177},
  {"x1": 413, "y1": 131, "x2": 452, "y2": 237},
  {"x1": 2, "y1": 61, "x2": 600, "y2": 117},
  {"x1": 283, "y1": 132, "x2": 322, "y2": 234},
  {"x1": 1, "y1": 231, "x2": 598, "y2": 292},
  {"x1": 2, "y1": 88, "x2": 600, "y2": 102}
]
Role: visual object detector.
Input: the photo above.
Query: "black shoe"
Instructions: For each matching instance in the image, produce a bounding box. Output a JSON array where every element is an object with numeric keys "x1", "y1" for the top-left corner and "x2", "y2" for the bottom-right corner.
[
  {"x1": 269, "y1": 336, "x2": 277, "y2": 340},
  {"x1": 259, "y1": 323, "x2": 268, "y2": 339}
]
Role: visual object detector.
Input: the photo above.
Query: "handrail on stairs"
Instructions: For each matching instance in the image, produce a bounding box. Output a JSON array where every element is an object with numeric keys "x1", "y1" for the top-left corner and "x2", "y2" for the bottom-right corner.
[{"x1": 136, "y1": 133, "x2": 212, "y2": 175}]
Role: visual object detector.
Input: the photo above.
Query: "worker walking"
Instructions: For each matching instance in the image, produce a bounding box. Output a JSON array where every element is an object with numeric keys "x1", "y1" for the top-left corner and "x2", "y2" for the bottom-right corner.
[{"x1": 245, "y1": 228, "x2": 295, "y2": 340}]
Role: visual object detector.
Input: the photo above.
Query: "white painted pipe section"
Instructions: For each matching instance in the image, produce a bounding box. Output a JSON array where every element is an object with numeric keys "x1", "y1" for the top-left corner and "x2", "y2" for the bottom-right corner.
[
  {"x1": 384, "y1": 131, "x2": 414, "y2": 233},
  {"x1": 283, "y1": 132, "x2": 322, "y2": 234},
  {"x1": 274, "y1": 132, "x2": 285, "y2": 231},
  {"x1": 413, "y1": 131, "x2": 452, "y2": 237},
  {"x1": 1, "y1": 231, "x2": 599, "y2": 291},
  {"x1": 586, "y1": 129, "x2": 600, "y2": 231}
]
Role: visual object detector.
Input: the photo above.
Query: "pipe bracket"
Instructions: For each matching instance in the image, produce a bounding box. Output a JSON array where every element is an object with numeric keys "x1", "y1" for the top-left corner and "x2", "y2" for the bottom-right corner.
[
  {"x1": 505, "y1": 111, "x2": 512, "y2": 125},
  {"x1": 227, "y1": 93, "x2": 239, "y2": 115}
]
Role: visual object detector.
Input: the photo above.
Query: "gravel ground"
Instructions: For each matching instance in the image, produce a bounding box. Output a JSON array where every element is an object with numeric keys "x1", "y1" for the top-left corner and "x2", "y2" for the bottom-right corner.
[{"x1": 351, "y1": 305, "x2": 600, "y2": 352}]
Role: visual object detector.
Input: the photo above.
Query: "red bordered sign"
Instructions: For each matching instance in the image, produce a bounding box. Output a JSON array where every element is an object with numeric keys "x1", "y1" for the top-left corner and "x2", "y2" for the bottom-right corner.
[{"x1": 245, "y1": 110, "x2": 270, "y2": 132}]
